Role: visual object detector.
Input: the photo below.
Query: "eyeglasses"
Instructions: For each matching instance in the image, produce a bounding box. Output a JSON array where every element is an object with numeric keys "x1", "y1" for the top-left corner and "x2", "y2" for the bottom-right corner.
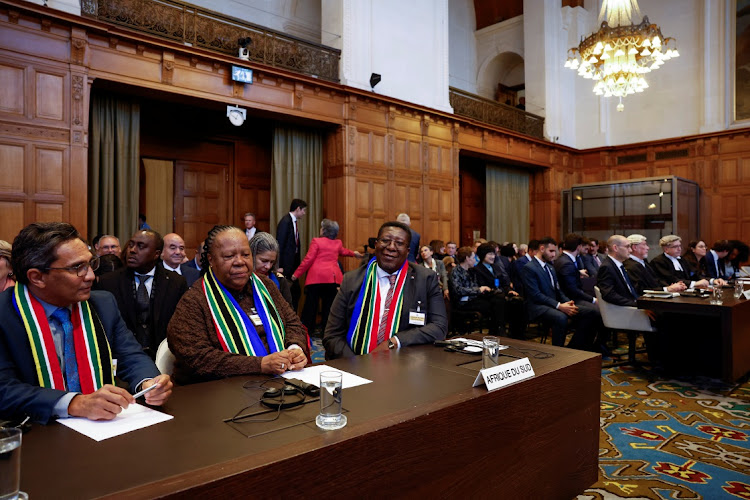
[
  {"x1": 45, "y1": 256, "x2": 100, "y2": 277},
  {"x1": 377, "y1": 238, "x2": 407, "y2": 250},
  {"x1": 667, "y1": 243, "x2": 682, "y2": 249}
]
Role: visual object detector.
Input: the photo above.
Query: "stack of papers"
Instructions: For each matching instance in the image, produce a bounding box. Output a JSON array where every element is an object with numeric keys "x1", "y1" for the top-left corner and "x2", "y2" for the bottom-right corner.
[
  {"x1": 643, "y1": 290, "x2": 677, "y2": 298},
  {"x1": 58, "y1": 403, "x2": 173, "y2": 441}
]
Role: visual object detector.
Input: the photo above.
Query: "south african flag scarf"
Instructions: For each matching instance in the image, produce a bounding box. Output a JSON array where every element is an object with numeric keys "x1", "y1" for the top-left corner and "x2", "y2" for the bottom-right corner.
[
  {"x1": 346, "y1": 257, "x2": 408, "y2": 355},
  {"x1": 12, "y1": 283, "x2": 114, "y2": 393},
  {"x1": 202, "y1": 268, "x2": 285, "y2": 356}
]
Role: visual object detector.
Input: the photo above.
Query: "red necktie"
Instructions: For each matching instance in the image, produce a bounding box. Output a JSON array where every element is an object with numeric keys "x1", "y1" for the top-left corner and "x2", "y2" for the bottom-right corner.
[{"x1": 377, "y1": 275, "x2": 398, "y2": 344}]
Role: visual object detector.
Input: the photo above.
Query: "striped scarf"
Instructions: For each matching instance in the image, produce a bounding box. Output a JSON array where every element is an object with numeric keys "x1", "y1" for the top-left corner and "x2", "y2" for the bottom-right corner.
[
  {"x1": 12, "y1": 283, "x2": 113, "y2": 393},
  {"x1": 346, "y1": 257, "x2": 408, "y2": 355},
  {"x1": 202, "y1": 268, "x2": 285, "y2": 356}
]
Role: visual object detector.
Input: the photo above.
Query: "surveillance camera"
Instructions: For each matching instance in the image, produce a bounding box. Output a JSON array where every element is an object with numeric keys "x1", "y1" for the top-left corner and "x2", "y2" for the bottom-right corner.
[{"x1": 238, "y1": 37, "x2": 252, "y2": 61}]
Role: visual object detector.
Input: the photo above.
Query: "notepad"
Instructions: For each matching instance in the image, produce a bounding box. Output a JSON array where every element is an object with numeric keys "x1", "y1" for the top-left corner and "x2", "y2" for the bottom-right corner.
[{"x1": 58, "y1": 403, "x2": 173, "y2": 441}]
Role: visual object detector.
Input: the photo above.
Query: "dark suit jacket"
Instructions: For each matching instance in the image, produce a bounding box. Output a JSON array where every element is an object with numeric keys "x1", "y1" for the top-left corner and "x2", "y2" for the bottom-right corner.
[
  {"x1": 96, "y1": 265, "x2": 187, "y2": 357},
  {"x1": 497, "y1": 255, "x2": 512, "y2": 275},
  {"x1": 520, "y1": 258, "x2": 570, "y2": 321},
  {"x1": 581, "y1": 253, "x2": 601, "y2": 278},
  {"x1": 624, "y1": 257, "x2": 661, "y2": 295},
  {"x1": 161, "y1": 261, "x2": 200, "y2": 287},
  {"x1": 471, "y1": 262, "x2": 510, "y2": 292},
  {"x1": 407, "y1": 229, "x2": 420, "y2": 263},
  {"x1": 704, "y1": 251, "x2": 725, "y2": 280},
  {"x1": 0, "y1": 289, "x2": 160, "y2": 423},
  {"x1": 184, "y1": 258, "x2": 201, "y2": 271},
  {"x1": 649, "y1": 253, "x2": 699, "y2": 287},
  {"x1": 511, "y1": 255, "x2": 531, "y2": 295},
  {"x1": 276, "y1": 213, "x2": 300, "y2": 278},
  {"x1": 554, "y1": 253, "x2": 595, "y2": 303},
  {"x1": 323, "y1": 262, "x2": 447, "y2": 359},
  {"x1": 596, "y1": 256, "x2": 638, "y2": 307}
]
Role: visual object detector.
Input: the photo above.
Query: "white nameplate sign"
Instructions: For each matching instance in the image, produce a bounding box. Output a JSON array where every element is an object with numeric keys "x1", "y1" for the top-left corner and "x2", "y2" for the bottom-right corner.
[
  {"x1": 743, "y1": 290, "x2": 750, "y2": 300},
  {"x1": 473, "y1": 357, "x2": 535, "y2": 390}
]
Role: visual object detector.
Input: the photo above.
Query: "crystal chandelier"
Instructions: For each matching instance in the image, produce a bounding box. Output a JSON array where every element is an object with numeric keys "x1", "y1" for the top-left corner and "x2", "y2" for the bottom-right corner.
[{"x1": 564, "y1": 0, "x2": 679, "y2": 111}]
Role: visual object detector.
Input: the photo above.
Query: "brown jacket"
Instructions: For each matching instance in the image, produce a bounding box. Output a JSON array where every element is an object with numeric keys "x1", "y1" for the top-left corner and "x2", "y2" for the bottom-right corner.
[{"x1": 167, "y1": 275, "x2": 308, "y2": 385}]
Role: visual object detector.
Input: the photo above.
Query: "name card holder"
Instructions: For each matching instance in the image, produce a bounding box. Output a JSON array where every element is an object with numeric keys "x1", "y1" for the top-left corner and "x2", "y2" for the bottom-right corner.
[
  {"x1": 473, "y1": 357, "x2": 535, "y2": 391},
  {"x1": 743, "y1": 290, "x2": 750, "y2": 300}
]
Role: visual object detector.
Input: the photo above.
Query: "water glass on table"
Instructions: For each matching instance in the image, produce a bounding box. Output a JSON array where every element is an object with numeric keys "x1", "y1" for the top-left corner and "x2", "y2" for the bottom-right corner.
[
  {"x1": 711, "y1": 286, "x2": 724, "y2": 305},
  {"x1": 482, "y1": 335, "x2": 500, "y2": 370},
  {"x1": 0, "y1": 427, "x2": 26, "y2": 500},
  {"x1": 735, "y1": 281, "x2": 744, "y2": 299},
  {"x1": 316, "y1": 371, "x2": 347, "y2": 431}
]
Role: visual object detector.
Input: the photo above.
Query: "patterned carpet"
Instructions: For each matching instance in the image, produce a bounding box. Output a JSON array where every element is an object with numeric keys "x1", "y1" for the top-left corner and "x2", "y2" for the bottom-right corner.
[
  {"x1": 581, "y1": 364, "x2": 750, "y2": 499},
  {"x1": 309, "y1": 334, "x2": 750, "y2": 497}
]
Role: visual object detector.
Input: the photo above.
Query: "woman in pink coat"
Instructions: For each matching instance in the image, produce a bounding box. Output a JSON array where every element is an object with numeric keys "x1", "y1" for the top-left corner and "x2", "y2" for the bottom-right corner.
[{"x1": 292, "y1": 219, "x2": 362, "y2": 336}]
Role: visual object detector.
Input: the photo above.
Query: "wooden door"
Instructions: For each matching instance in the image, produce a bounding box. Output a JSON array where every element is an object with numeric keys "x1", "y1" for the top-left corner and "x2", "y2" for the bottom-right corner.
[
  {"x1": 459, "y1": 158, "x2": 486, "y2": 246},
  {"x1": 174, "y1": 160, "x2": 229, "y2": 258}
]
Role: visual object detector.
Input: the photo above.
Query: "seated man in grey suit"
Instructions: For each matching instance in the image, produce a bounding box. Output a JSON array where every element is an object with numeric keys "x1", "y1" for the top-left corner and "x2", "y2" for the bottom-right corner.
[
  {"x1": 0, "y1": 222, "x2": 171, "y2": 424},
  {"x1": 521, "y1": 237, "x2": 597, "y2": 350},
  {"x1": 324, "y1": 221, "x2": 447, "y2": 359}
]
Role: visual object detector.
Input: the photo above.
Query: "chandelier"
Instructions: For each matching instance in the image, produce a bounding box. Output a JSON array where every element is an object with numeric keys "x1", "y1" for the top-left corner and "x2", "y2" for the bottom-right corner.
[{"x1": 564, "y1": 0, "x2": 679, "y2": 111}]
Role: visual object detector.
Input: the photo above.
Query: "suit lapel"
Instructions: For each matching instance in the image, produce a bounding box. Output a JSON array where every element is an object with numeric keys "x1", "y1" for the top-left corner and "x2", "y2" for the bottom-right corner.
[{"x1": 120, "y1": 268, "x2": 139, "y2": 328}]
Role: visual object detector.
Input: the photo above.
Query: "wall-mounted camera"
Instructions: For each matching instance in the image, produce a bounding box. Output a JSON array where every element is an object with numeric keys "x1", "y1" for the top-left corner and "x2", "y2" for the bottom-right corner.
[{"x1": 238, "y1": 37, "x2": 252, "y2": 61}]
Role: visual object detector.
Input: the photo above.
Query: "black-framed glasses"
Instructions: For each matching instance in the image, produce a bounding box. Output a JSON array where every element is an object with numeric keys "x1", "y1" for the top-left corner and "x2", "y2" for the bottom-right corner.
[
  {"x1": 377, "y1": 238, "x2": 407, "y2": 250},
  {"x1": 45, "y1": 256, "x2": 100, "y2": 277}
]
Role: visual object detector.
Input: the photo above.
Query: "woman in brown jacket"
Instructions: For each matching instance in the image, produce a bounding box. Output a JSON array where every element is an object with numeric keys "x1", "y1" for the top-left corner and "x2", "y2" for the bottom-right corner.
[{"x1": 167, "y1": 225, "x2": 309, "y2": 385}]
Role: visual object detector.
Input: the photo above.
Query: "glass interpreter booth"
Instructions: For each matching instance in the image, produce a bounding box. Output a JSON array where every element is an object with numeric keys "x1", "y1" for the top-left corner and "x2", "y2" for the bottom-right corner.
[{"x1": 561, "y1": 176, "x2": 700, "y2": 260}]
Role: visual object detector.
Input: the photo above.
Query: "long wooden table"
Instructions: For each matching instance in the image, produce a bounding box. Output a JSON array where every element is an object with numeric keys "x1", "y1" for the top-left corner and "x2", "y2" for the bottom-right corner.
[
  {"x1": 637, "y1": 293, "x2": 750, "y2": 381},
  {"x1": 20, "y1": 339, "x2": 601, "y2": 499}
]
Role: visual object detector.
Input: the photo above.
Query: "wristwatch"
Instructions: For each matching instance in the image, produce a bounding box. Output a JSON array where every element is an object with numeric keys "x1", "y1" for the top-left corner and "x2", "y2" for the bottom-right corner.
[{"x1": 388, "y1": 338, "x2": 397, "y2": 349}]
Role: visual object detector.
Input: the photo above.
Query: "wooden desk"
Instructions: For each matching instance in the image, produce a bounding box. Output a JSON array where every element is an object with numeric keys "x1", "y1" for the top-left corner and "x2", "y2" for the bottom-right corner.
[
  {"x1": 21, "y1": 340, "x2": 600, "y2": 499},
  {"x1": 637, "y1": 294, "x2": 750, "y2": 381}
]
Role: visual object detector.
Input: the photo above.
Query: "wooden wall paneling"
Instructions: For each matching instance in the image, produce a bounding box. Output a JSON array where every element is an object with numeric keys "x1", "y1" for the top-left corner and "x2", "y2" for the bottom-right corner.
[
  {"x1": 0, "y1": 63, "x2": 25, "y2": 115},
  {"x1": 34, "y1": 70, "x2": 65, "y2": 121}
]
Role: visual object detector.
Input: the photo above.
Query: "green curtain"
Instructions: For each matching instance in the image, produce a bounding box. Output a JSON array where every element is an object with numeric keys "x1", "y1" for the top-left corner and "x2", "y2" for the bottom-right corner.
[
  {"x1": 88, "y1": 93, "x2": 140, "y2": 243},
  {"x1": 270, "y1": 126, "x2": 323, "y2": 258},
  {"x1": 486, "y1": 165, "x2": 530, "y2": 245}
]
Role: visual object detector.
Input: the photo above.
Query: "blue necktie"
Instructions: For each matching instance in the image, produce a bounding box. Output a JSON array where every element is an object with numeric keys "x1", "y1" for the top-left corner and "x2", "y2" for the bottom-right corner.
[
  {"x1": 52, "y1": 307, "x2": 81, "y2": 392},
  {"x1": 620, "y1": 266, "x2": 638, "y2": 299}
]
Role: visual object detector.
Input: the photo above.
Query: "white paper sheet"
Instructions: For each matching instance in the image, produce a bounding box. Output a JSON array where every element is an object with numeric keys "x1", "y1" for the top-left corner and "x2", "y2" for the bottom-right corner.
[
  {"x1": 282, "y1": 365, "x2": 372, "y2": 389},
  {"x1": 58, "y1": 403, "x2": 173, "y2": 441}
]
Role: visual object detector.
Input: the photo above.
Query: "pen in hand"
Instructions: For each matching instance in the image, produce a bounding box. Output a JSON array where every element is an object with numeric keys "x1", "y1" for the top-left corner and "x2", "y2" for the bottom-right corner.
[{"x1": 132, "y1": 382, "x2": 160, "y2": 400}]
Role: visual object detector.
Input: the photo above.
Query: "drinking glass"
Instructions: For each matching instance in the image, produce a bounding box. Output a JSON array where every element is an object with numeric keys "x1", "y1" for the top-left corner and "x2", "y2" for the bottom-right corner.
[
  {"x1": 711, "y1": 286, "x2": 724, "y2": 305},
  {"x1": 316, "y1": 371, "x2": 347, "y2": 430},
  {"x1": 735, "y1": 281, "x2": 744, "y2": 299},
  {"x1": 0, "y1": 428, "x2": 25, "y2": 500},
  {"x1": 482, "y1": 335, "x2": 500, "y2": 370}
]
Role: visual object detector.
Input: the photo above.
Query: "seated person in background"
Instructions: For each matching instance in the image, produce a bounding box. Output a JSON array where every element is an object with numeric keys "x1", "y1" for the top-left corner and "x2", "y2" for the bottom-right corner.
[
  {"x1": 0, "y1": 240, "x2": 15, "y2": 292},
  {"x1": 521, "y1": 237, "x2": 597, "y2": 350},
  {"x1": 445, "y1": 241, "x2": 457, "y2": 259},
  {"x1": 511, "y1": 239, "x2": 537, "y2": 296},
  {"x1": 682, "y1": 240, "x2": 708, "y2": 278},
  {"x1": 580, "y1": 238, "x2": 602, "y2": 278},
  {"x1": 554, "y1": 233, "x2": 597, "y2": 305},
  {"x1": 97, "y1": 230, "x2": 188, "y2": 360},
  {"x1": 429, "y1": 239, "x2": 446, "y2": 260},
  {"x1": 473, "y1": 243, "x2": 525, "y2": 338},
  {"x1": 649, "y1": 235, "x2": 724, "y2": 289},
  {"x1": 250, "y1": 232, "x2": 293, "y2": 307},
  {"x1": 161, "y1": 233, "x2": 200, "y2": 287},
  {"x1": 184, "y1": 240, "x2": 204, "y2": 271},
  {"x1": 705, "y1": 240, "x2": 730, "y2": 280},
  {"x1": 419, "y1": 244, "x2": 449, "y2": 299},
  {"x1": 449, "y1": 245, "x2": 506, "y2": 336},
  {"x1": 324, "y1": 221, "x2": 447, "y2": 359},
  {"x1": 94, "y1": 253, "x2": 123, "y2": 280},
  {"x1": 0, "y1": 222, "x2": 171, "y2": 424},
  {"x1": 94, "y1": 235, "x2": 121, "y2": 257},
  {"x1": 624, "y1": 234, "x2": 686, "y2": 295},
  {"x1": 596, "y1": 235, "x2": 641, "y2": 307},
  {"x1": 442, "y1": 256, "x2": 456, "y2": 275},
  {"x1": 168, "y1": 225, "x2": 308, "y2": 385}
]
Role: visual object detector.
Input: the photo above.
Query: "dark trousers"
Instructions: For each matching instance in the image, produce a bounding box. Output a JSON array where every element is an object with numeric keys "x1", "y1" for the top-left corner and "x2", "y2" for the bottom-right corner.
[
  {"x1": 301, "y1": 283, "x2": 338, "y2": 335},
  {"x1": 457, "y1": 292, "x2": 506, "y2": 336},
  {"x1": 535, "y1": 303, "x2": 598, "y2": 350}
]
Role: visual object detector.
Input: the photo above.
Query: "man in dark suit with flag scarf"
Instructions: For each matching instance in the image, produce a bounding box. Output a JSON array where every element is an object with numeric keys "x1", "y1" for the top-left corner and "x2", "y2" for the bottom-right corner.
[
  {"x1": 0, "y1": 222, "x2": 171, "y2": 424},
  {"x1": 323, "y1": 221, "x2": 447, "y2": 359}
]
